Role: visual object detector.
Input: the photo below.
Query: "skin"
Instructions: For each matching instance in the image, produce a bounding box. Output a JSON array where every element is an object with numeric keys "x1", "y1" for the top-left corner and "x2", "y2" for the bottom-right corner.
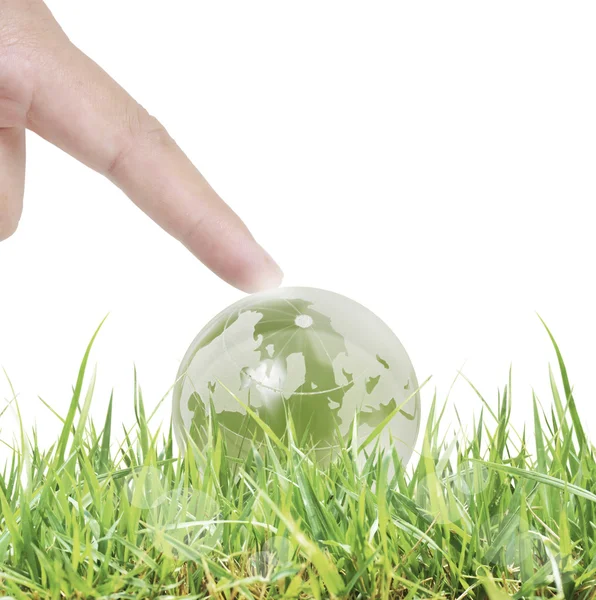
[{"x1": 0, "y1": 0, "x2": 283, "y2": 292}]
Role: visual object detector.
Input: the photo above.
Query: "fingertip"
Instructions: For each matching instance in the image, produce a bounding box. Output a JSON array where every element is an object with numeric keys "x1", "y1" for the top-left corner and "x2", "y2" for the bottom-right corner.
[
  {"x1": 246, "y1": 265, "x2": 284, "y2": 293},
  {"x1": 0, "y1": 215, "x2": 20, "y2": 242},
  {"x1": 258, "y1": 246, "x2": 285, "y2": 287},
  {"x1": 226, "y1": 242, "x2": 284, "y2": 294},
  {"x1": 0, "y1": 128, "x2": 26, "y2": 242},
  {"x1": 235, "y1": 247, "x2": 284, "y2": 293}
]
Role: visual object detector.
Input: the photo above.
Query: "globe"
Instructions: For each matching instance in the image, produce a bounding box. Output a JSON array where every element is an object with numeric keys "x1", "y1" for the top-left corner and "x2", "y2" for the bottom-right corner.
[{"x1": 172, "y1": 287, "x2": 420, "y2": 465}]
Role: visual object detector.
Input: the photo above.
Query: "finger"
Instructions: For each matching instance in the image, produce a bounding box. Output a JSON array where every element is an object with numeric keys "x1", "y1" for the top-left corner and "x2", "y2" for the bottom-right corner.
[
  {"x1": 26, "y1": 30, "x2": 283, "y2": 292},
  {"x1": 0, "y1": 126, "x2": 26, "y2": 241}
]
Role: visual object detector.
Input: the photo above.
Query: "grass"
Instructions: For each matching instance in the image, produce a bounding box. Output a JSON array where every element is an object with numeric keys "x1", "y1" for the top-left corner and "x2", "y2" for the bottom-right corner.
[{"x1": 0, "y1": 320, "x2": 595, "y2": 599}]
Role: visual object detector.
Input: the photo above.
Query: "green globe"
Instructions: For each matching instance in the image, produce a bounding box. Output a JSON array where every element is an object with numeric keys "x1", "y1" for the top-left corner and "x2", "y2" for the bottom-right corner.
[{"x1": 172, "y1": 287, "x2": 420, "y2": 464}]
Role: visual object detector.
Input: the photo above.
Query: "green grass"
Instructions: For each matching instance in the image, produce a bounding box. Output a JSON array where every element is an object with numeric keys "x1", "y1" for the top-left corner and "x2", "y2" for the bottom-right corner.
[{"x1": 1, "y1": 320, "x2": 595, "y2": 599}]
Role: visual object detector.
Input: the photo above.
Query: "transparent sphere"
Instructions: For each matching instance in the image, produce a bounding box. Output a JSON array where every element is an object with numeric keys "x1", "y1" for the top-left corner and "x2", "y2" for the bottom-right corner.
[{"x1": 173, "y1": 287, "x2": 421, "y2": 465}]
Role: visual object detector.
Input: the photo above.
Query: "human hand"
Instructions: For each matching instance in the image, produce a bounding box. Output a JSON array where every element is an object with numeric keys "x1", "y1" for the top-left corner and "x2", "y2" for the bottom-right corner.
[{"x1": 0, "y1": 0, "x2": 283, "y2": 292}]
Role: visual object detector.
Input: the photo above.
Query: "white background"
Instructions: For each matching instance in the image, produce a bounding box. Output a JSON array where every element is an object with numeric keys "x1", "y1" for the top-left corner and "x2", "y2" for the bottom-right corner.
[{"x1": 1, "y1": 1, "x2": 595, "y2": 453}]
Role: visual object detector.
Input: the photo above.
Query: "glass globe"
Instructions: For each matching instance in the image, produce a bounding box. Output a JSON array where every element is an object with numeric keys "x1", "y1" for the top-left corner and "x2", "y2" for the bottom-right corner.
[{"x1": 172, "y1": 287, "x2": 420, "y2": 465}]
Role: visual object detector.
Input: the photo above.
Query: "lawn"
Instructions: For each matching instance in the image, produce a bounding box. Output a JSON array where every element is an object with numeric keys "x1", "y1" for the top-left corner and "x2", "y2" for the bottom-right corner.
[{"x1": 0, "y1": 320, "x2": 594, "y2": 599}]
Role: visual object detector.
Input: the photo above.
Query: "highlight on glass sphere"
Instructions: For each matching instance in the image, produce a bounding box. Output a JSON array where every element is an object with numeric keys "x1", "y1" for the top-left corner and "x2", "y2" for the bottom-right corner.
[{"x1": 172, "y1": 287, "x2": 420, "y2": 465}]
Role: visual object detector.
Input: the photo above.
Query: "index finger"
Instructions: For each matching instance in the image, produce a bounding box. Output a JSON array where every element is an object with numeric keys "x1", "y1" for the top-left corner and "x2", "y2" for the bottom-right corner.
[{"x1": 25, "y1": 21, "x2": 283, "y2": 293}]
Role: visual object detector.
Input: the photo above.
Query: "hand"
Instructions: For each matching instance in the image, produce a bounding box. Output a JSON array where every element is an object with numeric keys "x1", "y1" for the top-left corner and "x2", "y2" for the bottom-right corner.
[{"x1": 0, "y1": 0, "x2": 283, "y2": 292}]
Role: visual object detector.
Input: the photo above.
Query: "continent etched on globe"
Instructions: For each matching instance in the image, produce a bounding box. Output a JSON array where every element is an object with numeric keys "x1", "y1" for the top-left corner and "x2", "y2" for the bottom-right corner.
[{"x1": 172, "y1": 287, "x2": 420, "y2": 465}]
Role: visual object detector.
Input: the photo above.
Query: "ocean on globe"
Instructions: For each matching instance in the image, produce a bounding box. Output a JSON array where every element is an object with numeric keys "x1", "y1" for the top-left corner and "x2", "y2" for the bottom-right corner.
[{"x1": 172, "y1": 287, "x2": 420, "y2": 465}]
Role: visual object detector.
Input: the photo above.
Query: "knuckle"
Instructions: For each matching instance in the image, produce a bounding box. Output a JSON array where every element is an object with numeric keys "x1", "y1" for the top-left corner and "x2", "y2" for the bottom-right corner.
[
  {"x1": 0, "y1": 61, "x2": 33, "y2": 127},
  {"x1": 106, "y1": 103, "x2": 174, "y2": 177},
  {"x1": 0, "y1": 26, "x2": 40, "y2": 124},
  {"x1": 181, "y1": 213, "x2": 211, "y2": 248},
  {"x1": 1, "y1": 1, "x2": 57, "y2": 55},
  {"x1": 0, "y1": 91, "x2": 30, "y2": 127}
]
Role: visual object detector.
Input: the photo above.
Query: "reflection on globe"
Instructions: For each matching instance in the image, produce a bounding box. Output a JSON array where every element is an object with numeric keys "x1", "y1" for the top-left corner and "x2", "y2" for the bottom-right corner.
[{"x1": 172, "y1": 287, "x2": 420, "y2": 465}]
